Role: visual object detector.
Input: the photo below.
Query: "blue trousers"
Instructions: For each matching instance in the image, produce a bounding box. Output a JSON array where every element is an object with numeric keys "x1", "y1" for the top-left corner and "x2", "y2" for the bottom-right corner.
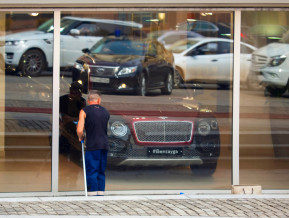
[{"x1": 85, "y1": 149, "x2": 108, "y2": 192}]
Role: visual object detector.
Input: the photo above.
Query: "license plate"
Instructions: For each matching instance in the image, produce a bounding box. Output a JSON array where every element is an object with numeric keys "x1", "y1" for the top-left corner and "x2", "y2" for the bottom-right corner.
[
  {"x1": 90, "y1": 77, "x2": 110, "y2": 83},
  {"x1": 147, "y1": 147, "x2": 183, "y2": 157}
]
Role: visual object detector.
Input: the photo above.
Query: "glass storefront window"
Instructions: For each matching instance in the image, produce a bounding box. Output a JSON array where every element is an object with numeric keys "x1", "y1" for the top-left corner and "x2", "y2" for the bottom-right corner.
[
  {"x1": 59, "y1": 11, "x2": 233, "y2": 191},
  {"x1": 0, "y1": 12, "x2": 53, "y2": 192},
  {"x1": 0, "y1": 7, "x2": 288, "y2": 195},
  {"x1": 241, "y1": 11, "x2": 289, "y2": 189}
]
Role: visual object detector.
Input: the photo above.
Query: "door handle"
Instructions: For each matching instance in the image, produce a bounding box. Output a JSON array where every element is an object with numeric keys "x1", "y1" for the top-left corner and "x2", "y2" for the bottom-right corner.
[{"x1": 211, "y1": 59, "x2": 218, "y2": 62}]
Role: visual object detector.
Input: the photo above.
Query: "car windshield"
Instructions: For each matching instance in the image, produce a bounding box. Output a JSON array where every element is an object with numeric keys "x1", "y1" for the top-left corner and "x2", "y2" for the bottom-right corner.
[
  {"x1": 37, "y1": 18, "x2": 76, "y2": 34},
  {"x1": 90, "y1": 39, "x2": 145, "y2": 56},
  {"x1": 168, "y1": 39, "x2": 199, "y2": 53}
]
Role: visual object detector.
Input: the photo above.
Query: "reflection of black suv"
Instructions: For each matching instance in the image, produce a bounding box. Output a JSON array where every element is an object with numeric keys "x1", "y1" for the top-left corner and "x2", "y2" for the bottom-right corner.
[{"x1": 72, "y1": 37, "x2": 175, "y2": 96}]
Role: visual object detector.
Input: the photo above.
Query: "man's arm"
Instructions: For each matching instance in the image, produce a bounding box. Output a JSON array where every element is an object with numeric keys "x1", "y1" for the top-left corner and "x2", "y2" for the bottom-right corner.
[{"x1": 77, "y1": 109, "x2": 86, "y2": 141}]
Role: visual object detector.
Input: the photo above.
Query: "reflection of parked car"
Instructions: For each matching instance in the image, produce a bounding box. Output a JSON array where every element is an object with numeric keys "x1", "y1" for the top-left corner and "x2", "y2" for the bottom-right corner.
[
  {"x1": 106, "y1": 103, "x2": 220, "y2": 176},
  {"x1": 250, "y1": 36, "x2": 289, "y2": 96},
  {"x1": 5, "y1": 16, "x2": 143, "y2": 76},
  {"x1": 169, "y1": 38, "x2": 256, "y2": 89},
  {"x1": 176, "y1": 20, "x2": 231, "y2": 38},
  {"x1": 0, "y1": 40, "x2": 4, "y2": 72},
  {"x1": 147, "y1": 30, "x2": 203, "y2": 48},
  {"x1": 72, "y1": 36, "x2": 175, "y2": 96},
  {"x1": 247, "y1": 24, "x2": 288, "y2": 48}
]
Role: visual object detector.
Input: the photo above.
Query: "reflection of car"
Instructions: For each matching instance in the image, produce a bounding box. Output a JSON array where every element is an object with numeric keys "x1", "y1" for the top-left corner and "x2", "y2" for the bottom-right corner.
[
  {"x1": 147, "y1": 30, "x2": 203, "y2": 48},
  {"x1": 169, "y1": 38, "x2": 256, "y2": 88},
  {"x1": 0, "y1": 40, "x2": 4, "y2": 72},
  {"x1": 247, "y1": 24, "x2": 288, "y2": 48},
  {"x1": 72, "y1": 36, "x2": 175, "y2": 96},
  {"x1": 4, "y1": 16, "x2": 143, "y2": 76},
  {"x1": 251, "y1": 41, "x2": 289, "y2": 96},
  {"x1": 176, "y1": 20, "x2": 231, "y2": 38},
  {"x1": 107, "y1": 104, "x2": 220, "y2": 176}
]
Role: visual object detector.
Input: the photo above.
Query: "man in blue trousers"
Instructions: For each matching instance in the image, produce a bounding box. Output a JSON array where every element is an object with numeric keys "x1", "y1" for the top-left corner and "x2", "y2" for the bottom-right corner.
[{"x1": 77, "y1": 90, "x2": 110, "y2": 196}]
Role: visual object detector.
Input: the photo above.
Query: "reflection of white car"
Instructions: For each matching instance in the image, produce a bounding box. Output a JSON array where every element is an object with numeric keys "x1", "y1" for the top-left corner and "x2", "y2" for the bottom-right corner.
[
  {"x1": 251, "y1": 42, "x2": 289, "y2": 96},
  {"x1": 169, "y1": 38, "x2": 256, "y2": 88},
  {"x1": 5, "y1": 16, "x2": 142, "y2": 76}
]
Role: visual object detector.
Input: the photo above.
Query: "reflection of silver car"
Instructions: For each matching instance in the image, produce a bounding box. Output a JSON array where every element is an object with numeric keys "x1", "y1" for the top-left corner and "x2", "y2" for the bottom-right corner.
[
  {"x1": 169, "y1": 38, "x2": 256, "y2": 88},
  {"x1": 5, "y1": 16, "x2": 142, "y2": 76},
  {"x1": 248, "y1": 24, "x2": 288, "y2": 48},
  {"x1": 176, "y1": 20, "x2": 231, "y2": 38},
  {"x1": 148, "y1": 30, "x2": 203, "y2": 48}
]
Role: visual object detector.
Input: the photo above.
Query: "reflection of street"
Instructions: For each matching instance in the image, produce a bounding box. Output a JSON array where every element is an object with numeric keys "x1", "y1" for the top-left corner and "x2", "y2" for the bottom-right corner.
[{"x1": 2, "y1": 74, "x2": 289, "y2": 191}]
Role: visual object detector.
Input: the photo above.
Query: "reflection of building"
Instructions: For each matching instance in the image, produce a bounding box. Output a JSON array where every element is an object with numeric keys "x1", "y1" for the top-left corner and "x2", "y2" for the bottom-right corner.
[{"x1": 0, "y1": 1, "x2": 289, "y2": 197}]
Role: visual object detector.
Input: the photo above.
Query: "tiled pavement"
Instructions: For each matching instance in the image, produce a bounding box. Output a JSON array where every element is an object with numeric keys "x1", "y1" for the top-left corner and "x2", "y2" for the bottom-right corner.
[{"x1": 0, "y1": 195, "x2": 289, "y2": 217}]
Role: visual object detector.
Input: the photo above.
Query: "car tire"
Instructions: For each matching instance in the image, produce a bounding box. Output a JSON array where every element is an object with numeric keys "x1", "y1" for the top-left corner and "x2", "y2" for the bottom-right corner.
[
  {"x1": 190, "y1": 162, "x2": 217, "y2": 176},
  {"x1": 20, "y1": 49, "x2": 46, "y2": 77},
  {"x1": 138, "y1": 73, "x2": 147, "y2": 96},
  {"x1": 265, "y1": 86, "x2": 287, "y2": 97},
  {"x1": 217, "y1": 83, "x2": 230, "y2": 89},
  {"x1": 161, "y1": 72, "x2": 173, "y2": 95}
]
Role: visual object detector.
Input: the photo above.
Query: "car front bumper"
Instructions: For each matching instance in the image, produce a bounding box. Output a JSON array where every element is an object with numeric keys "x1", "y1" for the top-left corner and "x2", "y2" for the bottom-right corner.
[{"x1": 260, "y1": 67, "x2": 289, "y2": 87}]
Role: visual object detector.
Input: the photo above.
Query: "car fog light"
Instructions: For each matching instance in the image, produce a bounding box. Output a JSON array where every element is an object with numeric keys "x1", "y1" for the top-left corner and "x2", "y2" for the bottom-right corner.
[
  {"x1": 198, "y1": 121, "x2": 211, "y2": 136},
  {"x1": 119, "y1": 83, "x2": 127, "y2": 89},
  {"x1": 269, "y1": 73, "x2": 279, "y2": 78},
  {"x1": 211, "y1": 120, "x2": 218, "y2": 129},
  {"x1": 111, "y1": 121, "x2": 128, "y2": 137}
]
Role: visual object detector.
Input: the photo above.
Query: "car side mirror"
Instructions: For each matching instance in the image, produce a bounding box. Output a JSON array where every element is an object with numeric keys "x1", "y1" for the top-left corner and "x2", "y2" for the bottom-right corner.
[
  {"x1": 70, "y1": 29, "x2": 80, "y2": 36},
  {"x1": 82, "y1": 48, "x2": 91, "y2": 54}
]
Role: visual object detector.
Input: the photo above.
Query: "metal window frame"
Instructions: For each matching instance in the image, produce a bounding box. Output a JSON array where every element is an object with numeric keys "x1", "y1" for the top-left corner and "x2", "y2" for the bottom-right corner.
[
  {"x1": 232, "y1": 10, "x2": 240, "y2": 186},
  {"x1": 51, "y1": 10, "x2": 61, "y2": 194}
]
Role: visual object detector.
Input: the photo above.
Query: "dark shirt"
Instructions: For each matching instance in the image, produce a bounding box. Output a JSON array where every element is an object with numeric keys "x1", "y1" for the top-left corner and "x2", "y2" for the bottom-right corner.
[{"x1": 83, "y1": 104, "x2": 110, "y2": 151}]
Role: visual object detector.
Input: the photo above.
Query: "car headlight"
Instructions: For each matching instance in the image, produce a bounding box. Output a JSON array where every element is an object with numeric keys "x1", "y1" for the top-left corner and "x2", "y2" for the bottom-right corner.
[
  {"x1": 269, "y1": 55, "x2": 286, "y2": 66},
  {"x1": 111, "y1": 121, "x2": 128, "y2": 137},
  {"x1": 118, "y1": 66, "x2": 137, "y2": 76},
  {"x1": 74, "y1": 62, "x2": 85, "y2": 72},
  {"x1": 5, "y1": 40, "x2": 27, "y2": 46},
  {"x1": 198, "y1": 120, "x2": 211, "y2": 136}
]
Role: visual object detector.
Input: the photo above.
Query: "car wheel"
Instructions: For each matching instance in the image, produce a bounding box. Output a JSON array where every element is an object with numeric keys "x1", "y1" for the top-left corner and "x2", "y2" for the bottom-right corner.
[
  {"x1": 190, "y1": 162, "x2": 217, "y2": 176},
  {"x1": 174, "y1": 70, "x2": 184, "y2": 88},
  {"x1": 265, "y1": 86, "x2": 287, "y2": 97},
  {"x1": 20, "y1": 49, "x2": 46, "y2": 77},
  {"x1": 161, "y1": 72, "x2": 173, "y2": 95},
  {"x1": 138, "y1": 73, "x2": 147, "y2": 96}
]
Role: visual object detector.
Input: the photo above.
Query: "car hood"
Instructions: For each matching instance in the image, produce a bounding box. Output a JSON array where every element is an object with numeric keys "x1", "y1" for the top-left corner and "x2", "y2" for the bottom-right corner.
[
  {"x1": 254, "y1": 42, "x2": 289, "y2": 57},
  {"x1": 103, "y1": 100, "x2": 214, "y2": 118},
  {"x1": 79, "y1": 54, "x2": 144, "y2": 66},
  {"x1": 5, "y1": 30, "x2": 52, "y2": 41}
]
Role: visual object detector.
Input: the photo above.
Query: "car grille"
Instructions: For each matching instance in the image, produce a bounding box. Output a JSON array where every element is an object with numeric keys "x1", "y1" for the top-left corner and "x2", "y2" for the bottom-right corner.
[
  {"x1": 134, "y1": 121, "x2": 193, "y2": 143},
  {"x1": 251, "y1": 54, "x2": 270, "y2": 71},
  {"x1": 90, "y1": 66, "x2": 119, "y2": 77}
]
